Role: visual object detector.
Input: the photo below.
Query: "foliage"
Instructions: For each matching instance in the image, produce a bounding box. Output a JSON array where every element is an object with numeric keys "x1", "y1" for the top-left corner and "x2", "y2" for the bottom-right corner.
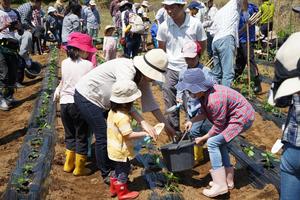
[
  {"x1": 30, "y1": 137, "x2": 43, "y2": 147},
  {"x1": 243, "y1": 146, "x2": 255, "y2": 157},
  {"x1": 261, "y1": 100, "x2": 282, "y2": 117},
  {"x1": 28, "y1": 149, "x2": 40, "y2": 160},
  {"x1": 232, "y1": 71, "x2": 256, "y2": 100},
  {"x1": 14, "y1": 176, "x2": 32, "y2": 193},
  {"x1": 261, "y1": 151, "x2": 279, "y2": 169},
  {"x1": 22, "y1": 163, "x2": 34, "y2": 175},
  {"x1": 163, "y1": 172, "x2": 181, "y2": 193}
]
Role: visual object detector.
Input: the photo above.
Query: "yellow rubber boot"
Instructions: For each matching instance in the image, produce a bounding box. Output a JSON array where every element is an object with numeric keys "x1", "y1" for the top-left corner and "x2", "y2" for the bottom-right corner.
[
  {"x1": 63, "y1": 149, "x2": 75, "y2": 173},
  {"x1": 73, "y1": 154, "x2": 91, "y2": 176},
  {"x1": 194, "y1": 145, "x2": 204, "y2": 166}
]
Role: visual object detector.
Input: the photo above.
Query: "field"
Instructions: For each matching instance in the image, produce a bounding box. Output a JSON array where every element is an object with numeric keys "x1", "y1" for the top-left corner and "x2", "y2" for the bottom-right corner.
[{"x1": 1, "y1": 0, "x2": 299, "y2": 199}]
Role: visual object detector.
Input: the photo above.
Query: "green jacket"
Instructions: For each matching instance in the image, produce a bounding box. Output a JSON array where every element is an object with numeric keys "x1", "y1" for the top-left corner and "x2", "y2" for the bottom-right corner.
[{"x1": 259, "y1": 1, "x2": 275, "y2": 24}]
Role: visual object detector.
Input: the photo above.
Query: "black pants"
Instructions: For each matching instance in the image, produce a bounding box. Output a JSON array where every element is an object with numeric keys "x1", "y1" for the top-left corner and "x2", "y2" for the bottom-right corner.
[
  {"x1": 60, "y1": 103, "x2": 89, "y2": 155},
  {"x1": 0, "y1": 51, "x2": 18, "y2": 98},
  {"x1": 235, "y1": 42, "x2": 259, "y2": 79},
  {"x1": 260, "y1": 22, "x2": 273, "y2": 39},
  {"x1": 206, "y1": 31, "x2": 214, "y2": 59}
]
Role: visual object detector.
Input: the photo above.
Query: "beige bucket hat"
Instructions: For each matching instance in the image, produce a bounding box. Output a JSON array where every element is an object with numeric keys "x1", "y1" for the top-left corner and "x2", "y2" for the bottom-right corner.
[
  {"x1": 110, "y1": 80, "x2": 142, "y2": 104},
  {"x1": 133, "y1": 49, "x2": 168, "y2": 83}
]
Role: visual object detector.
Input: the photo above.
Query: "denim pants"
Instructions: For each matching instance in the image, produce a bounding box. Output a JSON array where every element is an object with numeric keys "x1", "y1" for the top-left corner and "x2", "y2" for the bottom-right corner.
[
  {"x1": 280, "y1": 143, "x2": 300, "y2": 200},
  {"x1": 211, "y1": 35, "x2": 236, "y2": 87},
  {"x1": 74, "y1": 90, "x2": 113, "y2": 178},
  {"x1": 60, "y1": 103, "x2": 89, "y2": 155},
  {"x1": 188, "y1": 120, "x2": 212, "y2": 139},
  {"x1": 162, "y1": 69, "x2": 180, "y2": 131},
  {"x1": 124, "y1": 33, "x2": 141, "y2": 58},
  {"x1": 112, "y1": 160, "x2": 131, "y2": 183}
]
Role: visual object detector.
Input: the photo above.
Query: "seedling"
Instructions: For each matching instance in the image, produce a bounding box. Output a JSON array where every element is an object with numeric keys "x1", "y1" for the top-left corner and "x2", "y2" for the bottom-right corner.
[
  {"x1": 163, "y1": 172, "x2": 181, "y2": 193},
  {"x1": 28, "y1": 150, "x2": 40, "y2": 160},
  {"x1": 22, "y1": 163, "x2": 34, "y2": 175},
  {"x1": 261, "y1": 151, "x2": 279, "y2": 169},
  {"x1": 243, "y1": 146, "x2": 255, "y2": 158},
  {"x1": 30, "y1": 137, "x2": 43, "y2": 147},
  {"x1": 14, "y1": 176, "x2": 32, "y2": 193},
  {"x1": 262, "y1": 100, "x2": 282, "y2": 117}
]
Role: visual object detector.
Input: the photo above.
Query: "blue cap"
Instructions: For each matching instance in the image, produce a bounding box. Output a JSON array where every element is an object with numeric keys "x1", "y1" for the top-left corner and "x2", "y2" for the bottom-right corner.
[{"x1": 188, "y1": 1, "x2": 203, "y2": 10}]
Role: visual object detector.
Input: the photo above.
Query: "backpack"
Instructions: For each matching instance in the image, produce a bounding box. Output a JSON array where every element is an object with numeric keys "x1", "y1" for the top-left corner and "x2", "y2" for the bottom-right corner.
[{"x1": 128, "y1": 12, "x2": 145, "y2": 34}]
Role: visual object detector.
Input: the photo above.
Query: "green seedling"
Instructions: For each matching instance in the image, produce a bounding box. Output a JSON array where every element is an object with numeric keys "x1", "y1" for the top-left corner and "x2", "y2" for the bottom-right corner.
[
  {"x1": 163, "y1": 172, "x2": 181, "y2": 193},
  {"x1": 14, "y1": 176, "x2": 32, "y2": 193},
  {"x1": 28, "y1": 150, "x2": 40, "y2": 160},
  {"x1": 261, "y1": 151, "x2": 279, "y2": 169},
  {"x1": 22, "y1": 163, "x2": 34, "y2": 175},
  {"x1": 262, "y1": 100, "x2": 282, "y2": 117},
  {"x1": 243, "y1": 146, "x2": 255, "y2": 157},
  {"x1": 30, "y1": 137, "x2": 43, "y2": 147}
]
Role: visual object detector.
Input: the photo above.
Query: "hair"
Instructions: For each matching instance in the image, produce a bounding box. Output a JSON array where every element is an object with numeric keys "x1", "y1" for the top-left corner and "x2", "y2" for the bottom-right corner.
[
  {"x1": 104, "y1": 27, "x2": 115, "y2": 36},
  {"x1": 65, "y1": 1, "x2": 81, "y2": 16},
  {"x1": 67, "y1": 46, "x2": 81, "y2": 61},
  {"x1": 110, "y1": 101, "x2": 133, "y2": 113},
  {"x1": 133, "y1": 67, "x2": 143, "y2": 84}
]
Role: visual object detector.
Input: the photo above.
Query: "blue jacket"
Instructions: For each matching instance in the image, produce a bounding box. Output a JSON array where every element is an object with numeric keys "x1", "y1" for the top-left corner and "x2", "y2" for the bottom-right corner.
[
  {"x1": 239, "y1": 3, "x2": 258, "y2": 43},
  {"x1": 150, "y1": 22, "x2": 158, "y2": 38}
]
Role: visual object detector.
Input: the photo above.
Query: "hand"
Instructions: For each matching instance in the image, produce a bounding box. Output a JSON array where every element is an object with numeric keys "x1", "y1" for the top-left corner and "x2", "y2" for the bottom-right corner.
[
  {"x1": 141, "y1": 121, "x2": 157, "y2": 141},
  {"x1": 53, "y1": 87, "x2": 60, "y2": 102},
  {"x1": 184, "y1": 121, "x2": 192, "y2": 132},
  {"x1": 195, "y1": 136, "x2": 205, "y2": 145},
  {"x1": 164, "y1": 123, "x2": 176, "y2": 141}
]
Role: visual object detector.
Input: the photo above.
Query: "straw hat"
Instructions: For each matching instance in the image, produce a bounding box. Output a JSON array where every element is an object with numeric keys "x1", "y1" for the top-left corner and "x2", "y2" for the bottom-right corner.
[
  {"x1": 141, "y1": 0, "x2": 149, "y2": 7},
  {"x1": 67, "y1": 32, "x2": 97, "y2": 53},
  {"x1": 161, "y1": 0, "x2": 186, "y2": 5},
  {"x1": 133, "y1": 49, "x2": 168, "y2": 83},
  {"x1": 274, "y1": 32, "x2": 300, "y2": 100},
  {"x1": 104, "y1": 25, "x2": 115, "y2": 35},
  {"x1": 89, "y1": 0, "x2": 96, "y2": 6},
  {"x1": 110, "y1": 80, "x2": 142, "y2": 103}
]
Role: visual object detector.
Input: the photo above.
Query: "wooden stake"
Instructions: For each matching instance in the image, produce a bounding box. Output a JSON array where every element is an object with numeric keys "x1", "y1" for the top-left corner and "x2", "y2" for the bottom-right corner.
[{"x1": 246, "y1": 23, "x2": 251, "y2": 97}]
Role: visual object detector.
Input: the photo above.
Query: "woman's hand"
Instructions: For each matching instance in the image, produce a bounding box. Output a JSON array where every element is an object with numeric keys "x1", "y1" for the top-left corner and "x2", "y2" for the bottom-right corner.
[
  {"x1": 141, "y1": 120, "x2": 157, "y2": 141},
  {"x1": 195, "y1": 136, "x2": 205, "y2": 145},
  {"x1": 184, "y1": 121, "x2": 193, "y2": 132}
]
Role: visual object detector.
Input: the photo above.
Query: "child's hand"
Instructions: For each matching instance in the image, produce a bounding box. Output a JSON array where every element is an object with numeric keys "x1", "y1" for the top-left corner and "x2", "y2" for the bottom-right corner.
[
  {"x1": 184, "y1": 121, "x2": 192, "y2": 132},
  {"x1": 195, "y1": 136, "x2": 205, "y2": 145},
  {"x1": 141, "y1": 120, "x2": 157, "y2": 141}
]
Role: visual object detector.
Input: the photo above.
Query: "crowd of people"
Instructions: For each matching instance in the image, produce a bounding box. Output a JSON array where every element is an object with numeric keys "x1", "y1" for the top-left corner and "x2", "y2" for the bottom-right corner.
[{"x1": 0, "y1": 0, "x2": 299, "y2": 199}]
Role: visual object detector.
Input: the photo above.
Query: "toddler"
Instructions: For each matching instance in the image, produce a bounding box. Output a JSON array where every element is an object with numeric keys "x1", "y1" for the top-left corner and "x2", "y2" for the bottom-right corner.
[{"x1": 103, "y1": 25, "x2": 117, "y2": 61}]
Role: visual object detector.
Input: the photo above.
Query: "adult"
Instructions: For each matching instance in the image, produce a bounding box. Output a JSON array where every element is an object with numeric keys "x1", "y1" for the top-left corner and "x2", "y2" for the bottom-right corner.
[
  {"x1": 235, "y1": 2, "x2": 262, "y2": 93},
  {"x1": 54, "y1": 0, "x2": 66, "y2": 44},
  {"x1": 61, "y1": 2, "x2": 81, "y2": 44},
  {"x1": 83, "y1": 0, "x2": 100, "y2": 40},
  {"x1": 109, "y1": 0, "x2": 120, "y2": 26},
  {"x1": 202, "y1": 0, "x2": 218, "y2": 58},
  {"x1": 0, "y1": 0, "x2": 20, "y2": 110},
  {"x1": 268, "y1": 7, "x2": 300, "y2": 200},
  {"x1": 209, "y1": 0, "x2": 248, "y2": 87},
  {"x1": 187, "y1": 1, "x2": 203, "y2": 18},
  {"x1": 74, "y1": 49, "x2": 176, "y2": 184},
  {"x1": 157, "y1": 0, "x2": 207, "y2": 131},
  {"x1": 259, "y1": 0, "x2": 274, "y2": 40},
  {"x1": 155, "y1": 5, "x2": 168, "y2": 26}
]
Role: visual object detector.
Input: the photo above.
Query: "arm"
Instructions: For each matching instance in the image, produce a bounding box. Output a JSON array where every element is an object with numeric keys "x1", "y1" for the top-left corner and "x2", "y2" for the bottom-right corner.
[{"x1": 124, "y1": 130, "x2": 148, "y2": 139}]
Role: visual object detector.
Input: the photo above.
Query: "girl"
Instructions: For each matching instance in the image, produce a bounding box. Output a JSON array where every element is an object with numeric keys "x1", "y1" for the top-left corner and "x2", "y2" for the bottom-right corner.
[
  {"x1": 176, "y1": 68, "x2": 255, "y2": 198},
  {"x1": 103, "y1": 25, "x2": 117, "y2": 61},
  {"x1": 54, "y1": 33, "x2": 96, "y2": 176},
  {"x1": 107, "y1": 80, "x2": 154, "y2": 200}
]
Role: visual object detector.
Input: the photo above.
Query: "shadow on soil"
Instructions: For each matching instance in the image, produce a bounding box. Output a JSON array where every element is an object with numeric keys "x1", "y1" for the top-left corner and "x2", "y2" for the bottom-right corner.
[{"x1": 0, "y1": 127, "x2": 27, "y2": 145}]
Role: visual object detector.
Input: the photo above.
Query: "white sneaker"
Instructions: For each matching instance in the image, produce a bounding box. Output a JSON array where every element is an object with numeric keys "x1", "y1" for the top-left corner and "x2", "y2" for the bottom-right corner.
[{"x1": 0, "y1": 98, "x2": 9, "y2": 111}]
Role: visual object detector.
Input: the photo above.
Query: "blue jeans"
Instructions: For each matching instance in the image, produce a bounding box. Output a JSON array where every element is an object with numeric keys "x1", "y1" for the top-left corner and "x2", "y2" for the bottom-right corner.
[
  {"x1": 124, "y1": 33, "x2": 141, "y2": 58},
  {"x1": 74, "y1": 90, "x2": 113, "y2": 178},
  {"x1": 280, "y1": 143, "x2": 300, "y2": 200},
  {"x1": 188, "y1": 120, "x2": 212, "y2": 139},
  {"x1": 211, "y1": 35, "x2": 236, "y2": 87},
  {"x1": 207, "y1": 134, "x2": 231, "y2": 170}
]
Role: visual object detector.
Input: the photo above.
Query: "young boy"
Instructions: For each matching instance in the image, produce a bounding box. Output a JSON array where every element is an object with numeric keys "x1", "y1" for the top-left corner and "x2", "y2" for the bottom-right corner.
[{"x1": 176, "y1": 68, "x2": 255, "y2": 198}]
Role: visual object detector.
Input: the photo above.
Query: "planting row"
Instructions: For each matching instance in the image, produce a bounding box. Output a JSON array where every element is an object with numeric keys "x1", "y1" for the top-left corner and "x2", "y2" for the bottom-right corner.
[{"x1": 4, "y1": 47, "x2": 59, "y2": 200}]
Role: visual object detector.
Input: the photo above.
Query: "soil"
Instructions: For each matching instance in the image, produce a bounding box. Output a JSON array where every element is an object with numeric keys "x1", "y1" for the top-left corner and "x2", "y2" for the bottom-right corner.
[{"x1": 0, "y1": 52, "x2": 280, "y2": 200}]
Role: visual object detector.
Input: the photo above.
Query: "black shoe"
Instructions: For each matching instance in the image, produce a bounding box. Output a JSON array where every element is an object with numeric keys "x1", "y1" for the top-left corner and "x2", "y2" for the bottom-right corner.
[{"x1": 253, "y1": 76, "x2": 262, "y2": 94}]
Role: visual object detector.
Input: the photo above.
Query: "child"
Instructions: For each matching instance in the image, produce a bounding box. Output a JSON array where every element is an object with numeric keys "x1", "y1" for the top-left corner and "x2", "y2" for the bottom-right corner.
[
  {"x1": 141, "y1": 15, "x2": 150, "y2": 52},
  {"x1": 107, "y1": 80, "x2": 154, "y2": 200},
  {"x1": 53, "y1": 32, "x2": 96, "y2": 176},
  {"x1": 176, "y1": 41, "x2": 214, "y2": 165},
  {"x1": 176, "y1": 68, "x2": 255, "y2": 198},
  {"x1": 150, "y1": 19, "x2": 158, "y2": 48},
  {"x1": 103, "y1": 25, "x2": 117, "y2": 61}
]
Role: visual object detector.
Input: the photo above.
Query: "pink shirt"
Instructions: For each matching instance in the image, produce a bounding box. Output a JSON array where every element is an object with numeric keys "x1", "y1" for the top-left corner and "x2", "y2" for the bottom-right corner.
[
  {"x1": 59, "y1": 58, "x2": 94, "y2": 104},
  {"x1": 200, "y1": 85, "x2": 255, "y2": 142}
]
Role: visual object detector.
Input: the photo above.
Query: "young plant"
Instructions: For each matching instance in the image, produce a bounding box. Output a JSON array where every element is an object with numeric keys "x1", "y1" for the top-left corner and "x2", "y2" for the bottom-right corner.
[
  {"x1": 28, "y1": 150, "x2": 40, "y2": 161},
  {"x1": 163, "y1": 172, "x2": 181, "y2": 193},
  {"x1": 14, "y1": 176, "x2": 32, "y2": 193},
  {"x1": 261, "y1": 151, "x2": 279, "y2": 169},
  {"x1": 262, "y1": 100, "x2": 282, "y2": 117},
  {"x1": 243, "y1": 146, "x2": 255, "y2": 158},
  {"x1": 30, "y1": 137, "x2": 43, "y2": 148},
  {"x1": 22, "y1": 163, "x2": 34, "y2": 175}
]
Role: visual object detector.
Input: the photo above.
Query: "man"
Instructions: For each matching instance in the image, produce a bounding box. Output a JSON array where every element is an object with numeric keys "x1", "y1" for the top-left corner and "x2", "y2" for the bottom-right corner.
[
  {"x1": 157, "y1": 0, "x2": 207, "y2": 131},
  {"x1": 109, "y1": 0, "x2": 120, "y2": 26},
  {"x1": 0, "y1": 0, "x2": 20, "y2": 110},
  {"x1": 259, "y1": 0, "x2": 275, "y2": 40},
  {"x1": 210, "y1": 0, "x2": 248, "y2": 87},
  {"x1": 235, "y1": 2, "x2": 262, "y2": 93},
  {"x1": 202, "y1": 0, "x2": 218, "y2": 58},
  {"x1": 83, "y1": 0, "x2": 100, "y2": 40}
]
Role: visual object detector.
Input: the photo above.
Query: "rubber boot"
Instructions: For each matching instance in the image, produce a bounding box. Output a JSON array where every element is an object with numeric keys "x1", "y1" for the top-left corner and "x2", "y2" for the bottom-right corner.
[
  {"x1": 209, "y1": 166, "x2": 235, "y2": 189},
  {"x1": 73, "y1": 154, "x2": 91, "y2": 176},
  {"x1": 114, "y1": 181, "x2": 139, "y2": 200},
  {"x1": 194, "y1": 145, "x2": 204, "y2": 166},
  {"x1": 63, "y1": 149, "x2": 75, "y2": 173},
  {"x1": 110, "y1": 177, "x2": 117, "y2": 197},
  {"x1": 203, "y1": 167, "x2": 228, "y2": 197},
  {"x1": 253, "y1": 76, "x2": 262, "y2": 94}
]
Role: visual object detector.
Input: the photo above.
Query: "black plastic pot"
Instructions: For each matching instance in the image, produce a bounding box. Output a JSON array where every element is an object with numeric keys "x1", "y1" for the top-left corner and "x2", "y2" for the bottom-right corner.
[
  {"x1": 160, "y1": 140, "x2": 194, "y2": 172},
  {"x1": 24, "y1": 62, "x2": 42, "y2": 79}
]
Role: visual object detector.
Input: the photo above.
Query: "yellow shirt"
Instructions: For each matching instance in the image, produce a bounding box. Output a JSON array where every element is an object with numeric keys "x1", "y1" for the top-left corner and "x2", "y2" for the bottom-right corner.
[
  {"x1": 259, "y1": 1, "x2": 275, "y2": 24},
  {"x1": 107, "y1": 110, "x2": 135, "y2": 162}
]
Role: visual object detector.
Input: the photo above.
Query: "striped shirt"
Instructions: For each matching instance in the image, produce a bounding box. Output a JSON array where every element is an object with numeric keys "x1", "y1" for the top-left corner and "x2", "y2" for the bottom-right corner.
[
  {"x1": 283, "y1": 94, "x2": 300, "y2": 147},
  {"x1": 200, "y1": 84, "x2": 255, "y2": 142},
  {"x1": 17, "y1": 2, "x2": 33, "y2": 29},
  {"x1": 107, "y1": 110, "x2": 135, "y2": 162}
]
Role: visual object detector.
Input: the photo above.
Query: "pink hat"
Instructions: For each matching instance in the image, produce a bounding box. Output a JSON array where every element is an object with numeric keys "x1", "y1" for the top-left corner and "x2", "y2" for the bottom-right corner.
[
  {"x1": 67, "y1": 32, "x2": 97, "y2": 53},
  {"x1": 182, "y1": 41, "x2": 202, "y2": 58}
]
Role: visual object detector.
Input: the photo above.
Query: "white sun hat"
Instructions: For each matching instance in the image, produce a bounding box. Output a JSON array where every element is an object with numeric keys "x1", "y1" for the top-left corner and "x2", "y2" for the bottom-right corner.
[
  {"x1": 141, "y1": 0, "x2": 150, "y2": 7},
  {"x1": 48, "y1": 6, "x2": 57, "y2": 14},
  {"x1": 162, "y1": 0, "x2": 186, "y2": 5},
  {"x1": 133, "y1": 49, "x2": 168, "y2": 83},
  {"x1": 110, "y1": 80, "x2": 142, "y2": 104},
  {"x1": 89, "y1": 0, "x2": 97, "y2": 6}
]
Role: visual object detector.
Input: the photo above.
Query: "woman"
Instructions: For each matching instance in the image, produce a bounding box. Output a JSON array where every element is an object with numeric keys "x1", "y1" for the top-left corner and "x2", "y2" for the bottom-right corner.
[{"x1": 74, "y1": 49, "x2": 176, "y2": 184}]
